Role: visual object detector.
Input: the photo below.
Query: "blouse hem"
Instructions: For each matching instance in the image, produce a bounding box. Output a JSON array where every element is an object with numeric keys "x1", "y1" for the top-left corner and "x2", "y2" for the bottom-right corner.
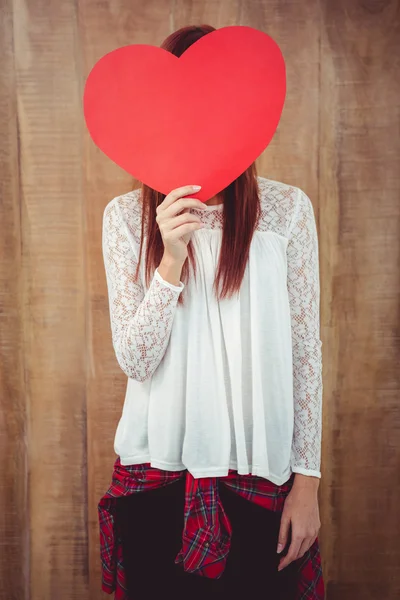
[{"x1": 118, "y1": 454, "x2": 293, "y2": 486}]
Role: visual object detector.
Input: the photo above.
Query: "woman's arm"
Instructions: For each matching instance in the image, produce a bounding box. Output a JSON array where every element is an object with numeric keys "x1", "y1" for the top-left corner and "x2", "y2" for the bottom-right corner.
[
  {"x1": 102, "y1": 198, "x2": 184, "y2": 382},
  {"x1": 286, "y1": 188, "x2": 323, "y2": 479},
  {"x1": 276, "y1": 187, "x2": 323, "y2": 571}
]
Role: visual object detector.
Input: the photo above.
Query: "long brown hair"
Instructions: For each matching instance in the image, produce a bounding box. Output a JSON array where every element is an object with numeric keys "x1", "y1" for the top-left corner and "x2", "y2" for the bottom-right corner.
[{"x1": 135, "y1": 25, "x2": 261, "y2": 304}]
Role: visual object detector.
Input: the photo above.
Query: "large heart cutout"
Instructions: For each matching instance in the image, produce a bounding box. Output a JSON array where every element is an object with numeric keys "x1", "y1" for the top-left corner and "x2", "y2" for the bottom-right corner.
[{"x1": 83, "y1": 25, "x2": 286, "y2": 201}]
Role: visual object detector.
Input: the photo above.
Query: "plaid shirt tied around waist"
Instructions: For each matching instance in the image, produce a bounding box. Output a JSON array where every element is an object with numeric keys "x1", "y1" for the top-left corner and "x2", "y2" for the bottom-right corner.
[{"x1": 98, "y1": 457, "x2": 325, "y2": 600}]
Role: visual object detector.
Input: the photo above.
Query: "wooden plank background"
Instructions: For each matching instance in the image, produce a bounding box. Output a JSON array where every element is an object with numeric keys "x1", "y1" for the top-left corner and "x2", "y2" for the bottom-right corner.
[{"x1": 0, "y1": 1, "x2": 399, "y2": 598}]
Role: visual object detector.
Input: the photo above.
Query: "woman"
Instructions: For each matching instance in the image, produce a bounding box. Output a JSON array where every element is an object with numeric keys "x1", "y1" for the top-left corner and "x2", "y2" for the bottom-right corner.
[{"x1": 99, "y1": 24, "x2": 324, "y2": 600}]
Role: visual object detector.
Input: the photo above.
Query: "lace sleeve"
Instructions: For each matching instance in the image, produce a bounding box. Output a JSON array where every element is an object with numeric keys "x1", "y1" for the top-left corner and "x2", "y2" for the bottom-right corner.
[
  {"x1": 287, "y1": 188, "x2": 323, "y2": 478},
  {"x1": 102, "y1": 198, "x2": 184, "y2": 382}
]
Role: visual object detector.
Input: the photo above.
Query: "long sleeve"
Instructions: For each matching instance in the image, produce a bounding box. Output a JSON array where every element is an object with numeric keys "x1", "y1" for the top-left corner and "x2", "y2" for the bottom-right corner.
[
  {"x1": 286, "y1": 188, "x2": 323, "y2": 478},
  {"x1": 102, "y1": 198, "x2": 184, "y2": 382}
]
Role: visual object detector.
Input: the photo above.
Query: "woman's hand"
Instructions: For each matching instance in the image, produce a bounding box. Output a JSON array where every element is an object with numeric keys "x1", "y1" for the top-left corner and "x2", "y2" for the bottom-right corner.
[
  {"x1": 277, "y1": 475, "x2": 321, "y2": 571},
  {"x1": 156, "y1": 184, "x2": 206, "y2": 264}
]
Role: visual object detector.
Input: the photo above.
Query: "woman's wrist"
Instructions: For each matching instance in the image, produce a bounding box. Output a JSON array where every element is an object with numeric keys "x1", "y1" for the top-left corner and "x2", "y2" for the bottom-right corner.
[
  {"x1": 293, "y1": 472, "x2": 320, "y2": 491},
  {"x1": 158, "y1": 254, "x2": 185, "y2": 287}
]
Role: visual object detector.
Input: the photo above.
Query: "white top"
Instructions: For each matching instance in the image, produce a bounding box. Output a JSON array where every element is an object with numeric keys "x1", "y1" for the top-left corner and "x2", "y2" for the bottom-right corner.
[{"x1": 102, "y1": 176, "x2": 323, "y2": 485}]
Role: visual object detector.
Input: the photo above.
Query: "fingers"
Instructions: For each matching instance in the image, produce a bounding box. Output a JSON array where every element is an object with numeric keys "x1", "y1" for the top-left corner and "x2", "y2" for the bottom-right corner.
[
  {"x1": 302, "y1": 534, "x2": 318, "y2": 556},
  {"x1": 161, "y1": 197, "x2": 206, "y2": 219},
  {"x1": 278, "y1": 535, "x2": 302, "y2": 571},
  {"x1": 278, "y1": 534, "x2": 317, "y2": 571},
  {"x1": 277, "y1": 514, "x2": 290, "y2": 555},
  {"x1": 156, "y1": 185, "x2": 205, "y2": 235},
  {"x1": 159, "y1": 212, "x2": 202, "y2": 234},
  {"x1": 160, "y1": 185, "x2": 203, "y2": 212},
  {"x1": 297, "y1": 537, "x2": 313, "y2": 561},
  {"x1": 163, "y1": 221, "x2": 204, "y2": 240}
]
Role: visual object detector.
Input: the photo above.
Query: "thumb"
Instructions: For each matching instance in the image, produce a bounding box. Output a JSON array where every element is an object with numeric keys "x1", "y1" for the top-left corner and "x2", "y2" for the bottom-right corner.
[{"x1": 277, "y1": 513, "x2": 290, "y2": 554}]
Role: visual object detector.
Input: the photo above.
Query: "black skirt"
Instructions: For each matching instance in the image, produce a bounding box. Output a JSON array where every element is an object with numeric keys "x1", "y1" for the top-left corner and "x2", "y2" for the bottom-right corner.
[{"x1": 115, "y1": 475, "x2": 298, "y2": 599}]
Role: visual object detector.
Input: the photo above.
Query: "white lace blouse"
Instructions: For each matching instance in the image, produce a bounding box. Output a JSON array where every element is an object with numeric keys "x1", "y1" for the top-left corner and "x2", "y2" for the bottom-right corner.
[{"x1": 102, "y1": 176, "x2": 323, "y2": 484}]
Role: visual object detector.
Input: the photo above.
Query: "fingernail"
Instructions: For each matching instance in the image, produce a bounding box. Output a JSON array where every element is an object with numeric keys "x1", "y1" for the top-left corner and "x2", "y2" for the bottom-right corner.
[
  {"x1": 277, "y1": 543, "x2": 284, "y2": 553},
  {"x1": 192, "y1": 185, "x2": 201, "y2": 190}
]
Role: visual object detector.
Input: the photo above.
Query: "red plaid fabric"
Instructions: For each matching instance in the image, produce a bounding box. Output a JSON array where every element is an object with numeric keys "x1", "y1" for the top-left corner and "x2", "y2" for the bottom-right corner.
[{"x1": 98, "y1": 457, "x2": 325, "y2": 599}]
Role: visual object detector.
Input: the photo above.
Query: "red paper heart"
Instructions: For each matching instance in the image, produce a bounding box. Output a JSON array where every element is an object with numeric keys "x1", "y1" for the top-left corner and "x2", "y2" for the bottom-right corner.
[{"x1": 83, "y1": 25, "x2": 286, "y2": 201}]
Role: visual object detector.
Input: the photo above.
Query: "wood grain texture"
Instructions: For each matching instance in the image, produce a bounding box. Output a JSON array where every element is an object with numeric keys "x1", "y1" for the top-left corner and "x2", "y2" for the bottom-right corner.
[
  {"x1": 0, "y1": 1, "x2": 28, "y2": 599},
  {"x1": 249, "y1": 0, "x2": 321, "y2": 202},
  {"x1": 78, "y1": 1, "x2": 178, "y2": 596},
  {"x1": 0, "y1": 1, "x2": 399, "y2": 598},
  {"x1": 11, "y1": 0, "x2": 88, "y2": 597},
  {"x1": 319, "y1": 1, "x2": 400, "y2": 598}
]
